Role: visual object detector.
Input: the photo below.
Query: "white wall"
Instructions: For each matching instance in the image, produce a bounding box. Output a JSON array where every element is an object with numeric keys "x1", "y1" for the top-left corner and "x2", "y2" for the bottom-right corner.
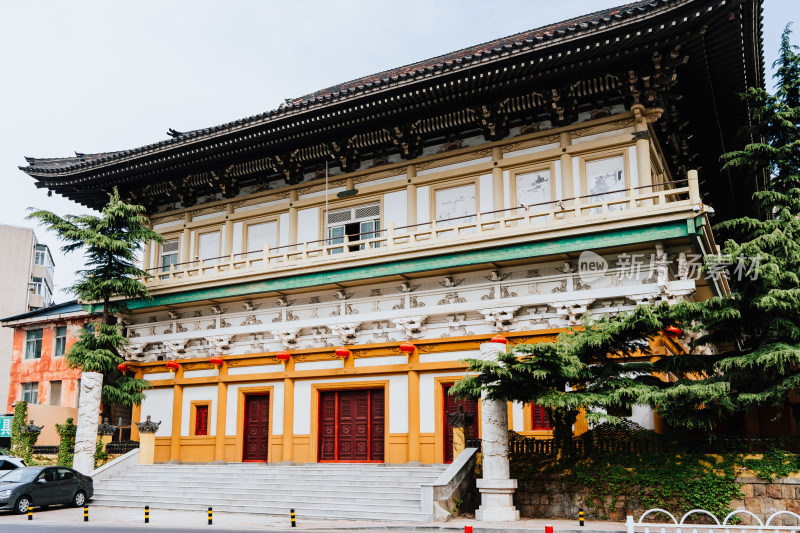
[
  {"x1": 140, "y1": 388, "x2": 174, "y2": 436},
  {"x1": 419, "y1": 370, "x2": 475, "y2": 434},
  {"x1": 479, "y1": 174, "x2": 493, "y2": 213}
]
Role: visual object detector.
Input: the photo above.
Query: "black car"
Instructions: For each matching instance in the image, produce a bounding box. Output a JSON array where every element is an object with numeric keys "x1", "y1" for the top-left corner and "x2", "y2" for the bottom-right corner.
[{"x1": 0, "y1": 466, "x2": 93, "y2": 514}]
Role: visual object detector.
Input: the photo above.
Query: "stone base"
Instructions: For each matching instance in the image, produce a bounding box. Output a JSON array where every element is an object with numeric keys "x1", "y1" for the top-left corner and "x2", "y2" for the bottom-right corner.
[{"x1": 475, "y1": 478, "x2": 520, "y2": 522}]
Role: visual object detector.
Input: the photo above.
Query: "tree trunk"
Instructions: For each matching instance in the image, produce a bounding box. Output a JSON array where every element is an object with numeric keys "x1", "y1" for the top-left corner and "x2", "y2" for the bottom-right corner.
[{"x1": 550, "y1": 408, "x2": 578, "y2": 460}]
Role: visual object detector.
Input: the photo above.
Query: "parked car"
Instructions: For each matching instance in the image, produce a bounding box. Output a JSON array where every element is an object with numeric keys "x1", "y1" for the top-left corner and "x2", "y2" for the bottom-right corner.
[
  {"x1": 0, "y1": 466, "x2": 93, "y2": 514},
  {"x1": 0, "y1": 456, "x2": 25, "y2": 472}
]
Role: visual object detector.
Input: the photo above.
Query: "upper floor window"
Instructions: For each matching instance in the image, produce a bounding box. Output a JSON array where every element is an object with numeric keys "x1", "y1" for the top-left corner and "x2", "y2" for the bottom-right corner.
[
  {"x1": 244, "y1": 221, "x2": 278, "y2": 258},
  {"x1": 21, "y1": 382, "x2": 38, "y2": 404},
  {"x1": 160, "y1": 239, "x2": 179, "y2": 272},
  {"x1": 435, "y1": 184, "x2": 476, "y2": 227},
  {"x1": 54, "y1": 326, "x2": 67, "y2": 357},
  {"x1": 25, "y1": 329, "x2": 43, "y2": 359},
  {"x1": 49, "y1": 381, "x2": 62, "y2": 406},
  {"x1": 197, "y1": 231, "x2": 221, "y2": 265},
  {"x1": 515, "y1": 169, "x2": 553, "y2": 212},
  {"x1": 585, "y1": 155, "x2": 626, "y2": 211},
  {"x1": 29, "y1": 277, "x2": 51, "y2": 302},
  {"x1": 34, "y1": 248, "x2": 47, "y2": 265},
  {"x1": 327, "y1": 204, "x2": 381, "y2": 253}
]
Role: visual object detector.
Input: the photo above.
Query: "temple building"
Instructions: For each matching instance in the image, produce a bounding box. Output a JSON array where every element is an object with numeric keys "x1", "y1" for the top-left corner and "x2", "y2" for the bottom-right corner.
[{"x1": 20, "y1": 0, "x2": 764, "y2": 465}]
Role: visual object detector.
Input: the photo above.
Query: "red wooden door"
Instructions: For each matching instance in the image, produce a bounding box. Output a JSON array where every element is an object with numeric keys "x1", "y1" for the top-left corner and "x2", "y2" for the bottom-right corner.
[
  {"x1": 243, "y1": 394, "x2": 269, "y2": 461},
  {"x1": 318, "y1": 389, "x2": 384, "y2": 462},
  {"x1": 443, "y1": 384, "x2": 478, "y2": 463}
]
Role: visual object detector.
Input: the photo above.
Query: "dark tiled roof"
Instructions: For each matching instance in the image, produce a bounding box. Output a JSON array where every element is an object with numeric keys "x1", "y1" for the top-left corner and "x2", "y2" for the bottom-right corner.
[
  {"x1": 21, "y1": 0, "x2": 660, "y2": 174},
  {"x1": 0, "y1": 301, "x2": 88, "y2": 323}
]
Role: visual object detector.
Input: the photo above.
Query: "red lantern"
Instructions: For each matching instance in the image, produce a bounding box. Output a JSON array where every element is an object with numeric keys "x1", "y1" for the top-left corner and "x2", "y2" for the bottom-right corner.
[
  {"x1": 117, "y1": 362, "x2": 128, "y2": 373},
  {"x1": 399, "y1": 341, "x2": 415, "y2": 354},
  {"x1": 664, "y1": 326, "x2": 683, "y2": 338},
  {"x1": 490, "y1": 334, "x2": 508, "y2": 345},
  {"x1": 165, "y1": 360, "x2": 179, "y2": 373},
  {"x1": 209, "y1": 356, "x2": 224, "y2": 366},
  {"x1": 276, "y1": 350, "x2": 291, "y2": 364},
  {"x1": 335, "y1": 346, "x2": 351, "y2": 359}
]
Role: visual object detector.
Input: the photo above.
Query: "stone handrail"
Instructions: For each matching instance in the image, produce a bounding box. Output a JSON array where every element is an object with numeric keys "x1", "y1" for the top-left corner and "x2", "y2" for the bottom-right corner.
[
  {"x1": 143, "y1": 180, "x2": 695, "y2": 288},
  {"x1": 421, "y1": 447, "x2": 479, "y2": 522}
]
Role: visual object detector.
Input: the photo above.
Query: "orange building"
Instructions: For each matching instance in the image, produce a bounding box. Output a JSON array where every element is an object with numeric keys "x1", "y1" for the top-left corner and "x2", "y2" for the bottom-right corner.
[{"x1": 1, "y1": 301, "x2": 91, "y2": 444}]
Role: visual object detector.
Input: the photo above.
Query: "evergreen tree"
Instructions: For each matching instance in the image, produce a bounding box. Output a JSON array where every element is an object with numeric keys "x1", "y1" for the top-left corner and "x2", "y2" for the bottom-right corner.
[
  {"x1": 28, "y1": 187, "x2": 162, "y2": 409},
  {"x1": 665, "y1": 25, "x2": 800, "y2": 428}
]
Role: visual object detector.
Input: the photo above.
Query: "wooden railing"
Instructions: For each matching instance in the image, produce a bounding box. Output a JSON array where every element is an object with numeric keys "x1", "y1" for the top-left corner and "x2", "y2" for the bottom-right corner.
[{"x1": 144, "y1": 178, "x2": 696, "y2": 286}]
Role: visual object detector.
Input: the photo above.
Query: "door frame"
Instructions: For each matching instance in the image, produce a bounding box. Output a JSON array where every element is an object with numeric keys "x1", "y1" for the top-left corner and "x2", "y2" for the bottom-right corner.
[
  {"x1": 234, "y1": 386, "x2": 274, "y2": 463},
  {"x1": 310, "y1": 380, "x2": 389, "y2": 464},
  {"x1": 435, "y1": 376, "x2": 481, "y2": 464}
]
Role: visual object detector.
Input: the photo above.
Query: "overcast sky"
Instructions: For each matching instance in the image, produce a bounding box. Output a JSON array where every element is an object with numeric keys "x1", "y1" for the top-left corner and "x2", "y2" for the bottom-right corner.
[{"x1": 0, "y1": 0, "x2": 794, "y2": 300}]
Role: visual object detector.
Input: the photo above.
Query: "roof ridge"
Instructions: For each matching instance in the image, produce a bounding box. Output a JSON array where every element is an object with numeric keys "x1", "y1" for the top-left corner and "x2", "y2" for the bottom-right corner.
[{"x1": 292, "y1": 0, "x2": 652, "y2": 104}]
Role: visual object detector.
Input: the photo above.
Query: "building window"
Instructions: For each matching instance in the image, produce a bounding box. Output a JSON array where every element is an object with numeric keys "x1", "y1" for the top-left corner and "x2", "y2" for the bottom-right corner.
[
  {"x1": 585, "y1": 155, "x2": 626, "y2": 212},
  {"x1": 34, "y1": 247, "x2": 47, "y2": 265},
  {"x1": 54, "y1": 326, "x2": 67, "y2": 357},
  {"x1": 531, "y1": 405, "x2": 552, "y2": 430},
  {"x1": 49, "y1": 381, "x2": 62, "y2": 406},
  {"x1": 21, "y1": 382, "x2": 38, "y2": 404},
  {"x1": 326, "y1": 204, "x2": 381, "y2": 253},
  {"x1": 193, "y1": 404, "x2": 210, "y2": 436},
  {"x1": 25, "y1": 329, "x2": 43, "y2": 359},
  {"x1": 435, "y1": 184, "x2": 476, "y2": 227},
  {"x1": 29, "y1": 277, "x2": 52, "y2": 304},
  {"x1": 197, "y1": 231, "x2": 221, "y2": 265},
  {"x1": 244, "y1": 221, "x2": 278, "y2": 258},
  {"x1": 160, "y1": 238, "x2": 180, "y2": 272},
  {"x1": 515, "y1": 169, "x2": 553, "y2": 212}
]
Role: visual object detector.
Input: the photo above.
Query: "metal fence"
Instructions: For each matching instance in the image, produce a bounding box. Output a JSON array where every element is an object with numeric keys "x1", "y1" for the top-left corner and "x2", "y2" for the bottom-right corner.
[
  {"x1": 627, "y1": 509, "x2": 800, "y2": 533},
  {"x1": 31, "y1": 445, "x2": 59, "y2": 455}
]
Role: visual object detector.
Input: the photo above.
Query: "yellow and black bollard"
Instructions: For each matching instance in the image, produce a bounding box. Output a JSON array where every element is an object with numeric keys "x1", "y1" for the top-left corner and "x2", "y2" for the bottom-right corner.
[
  {"x1": 145, "y1": 505, "x2": 150, "y2": 524},
  {"x1": 579, "y1": 508, "x2": 585, "y2": 527},
  {"x1": 208, "y1": 507, "x2": 212, "y2": 526},
  {"x1": 290, "y1": 508, "x2": 296, "y2": 528},
  {"x1": 28, "y1": 506, "x2": 32, "y2": 520},
  {"x1": 84, "y1": 506, "x2": 89, "y2": 522}
]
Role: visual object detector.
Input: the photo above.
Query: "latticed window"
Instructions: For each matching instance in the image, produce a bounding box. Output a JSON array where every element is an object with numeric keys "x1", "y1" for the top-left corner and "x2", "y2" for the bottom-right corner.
[
  {"x1": 326, "y1": 204, "x2": 381, "y2": 253},
  {"x1": 531, "y1": 405, "x2": 552, "y2": 430},
  {"x1": 195, "y1": 405, "x2": 209, "y2": 436}
]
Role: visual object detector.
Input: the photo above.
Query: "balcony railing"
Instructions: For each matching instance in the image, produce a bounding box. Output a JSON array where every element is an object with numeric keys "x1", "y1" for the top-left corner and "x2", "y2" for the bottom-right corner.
[{"x1": 143, "y1": 177, "x2": 697, "y2": 287}]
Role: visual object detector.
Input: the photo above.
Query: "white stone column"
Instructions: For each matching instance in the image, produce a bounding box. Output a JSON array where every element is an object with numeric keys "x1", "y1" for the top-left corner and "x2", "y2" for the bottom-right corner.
[
  {"x1": 72, "y1": 371, "x2": 103, "y2": 474},
  {"x1": 475, "y1": 341, "x2": 520, "y2": 522}
]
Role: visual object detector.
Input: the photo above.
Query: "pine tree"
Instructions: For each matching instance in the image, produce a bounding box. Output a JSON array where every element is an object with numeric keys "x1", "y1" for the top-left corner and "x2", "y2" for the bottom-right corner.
[
  {"x1": 452, "y1": 305, "x2": 695, "y2": 452},
  {"x1": 666, "y1": 25, "x2": 800, "y2": 428},
  {"x1": 28, "y1": 187, "x2": 162, "y2": 409}
]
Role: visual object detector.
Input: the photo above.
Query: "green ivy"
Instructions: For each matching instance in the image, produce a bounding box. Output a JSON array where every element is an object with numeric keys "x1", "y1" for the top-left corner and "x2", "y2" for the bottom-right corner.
[
  {"x1": 94, "y1": 438, "x2": 109, "y2": 469},
  {"x1": 55, "y1": 418, "x2": 77, "y2": 467},
  {"x1": 743, "y1": 448, "x2": 800, "y2": 483},
  {"x1": 513, "y1": 450, "x2": 744, "y2": 520},
  {"x1": 9, "y1": 401, "x2": 28, "y2": 458}
]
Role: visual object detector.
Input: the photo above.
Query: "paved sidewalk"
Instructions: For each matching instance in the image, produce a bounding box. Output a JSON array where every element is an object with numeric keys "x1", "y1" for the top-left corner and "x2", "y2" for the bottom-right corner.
[{"x1": 0, "y1": 505, "x2": 630, "y2": 533}]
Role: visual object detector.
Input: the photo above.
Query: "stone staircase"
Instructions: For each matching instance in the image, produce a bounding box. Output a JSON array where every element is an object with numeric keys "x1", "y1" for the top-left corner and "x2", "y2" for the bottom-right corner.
[{"x1": 90, "y1": 462, "x2": 449, "y2": 521}]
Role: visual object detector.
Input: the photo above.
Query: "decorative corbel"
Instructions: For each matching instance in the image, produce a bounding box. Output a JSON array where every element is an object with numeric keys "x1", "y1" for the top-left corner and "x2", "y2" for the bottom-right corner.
[
  {"x1": 479, "y1": 306, "x2": 521, "y2": 332},
  {"x1": 392, "y1": 316, "x2": 427, "y2": 339}
]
